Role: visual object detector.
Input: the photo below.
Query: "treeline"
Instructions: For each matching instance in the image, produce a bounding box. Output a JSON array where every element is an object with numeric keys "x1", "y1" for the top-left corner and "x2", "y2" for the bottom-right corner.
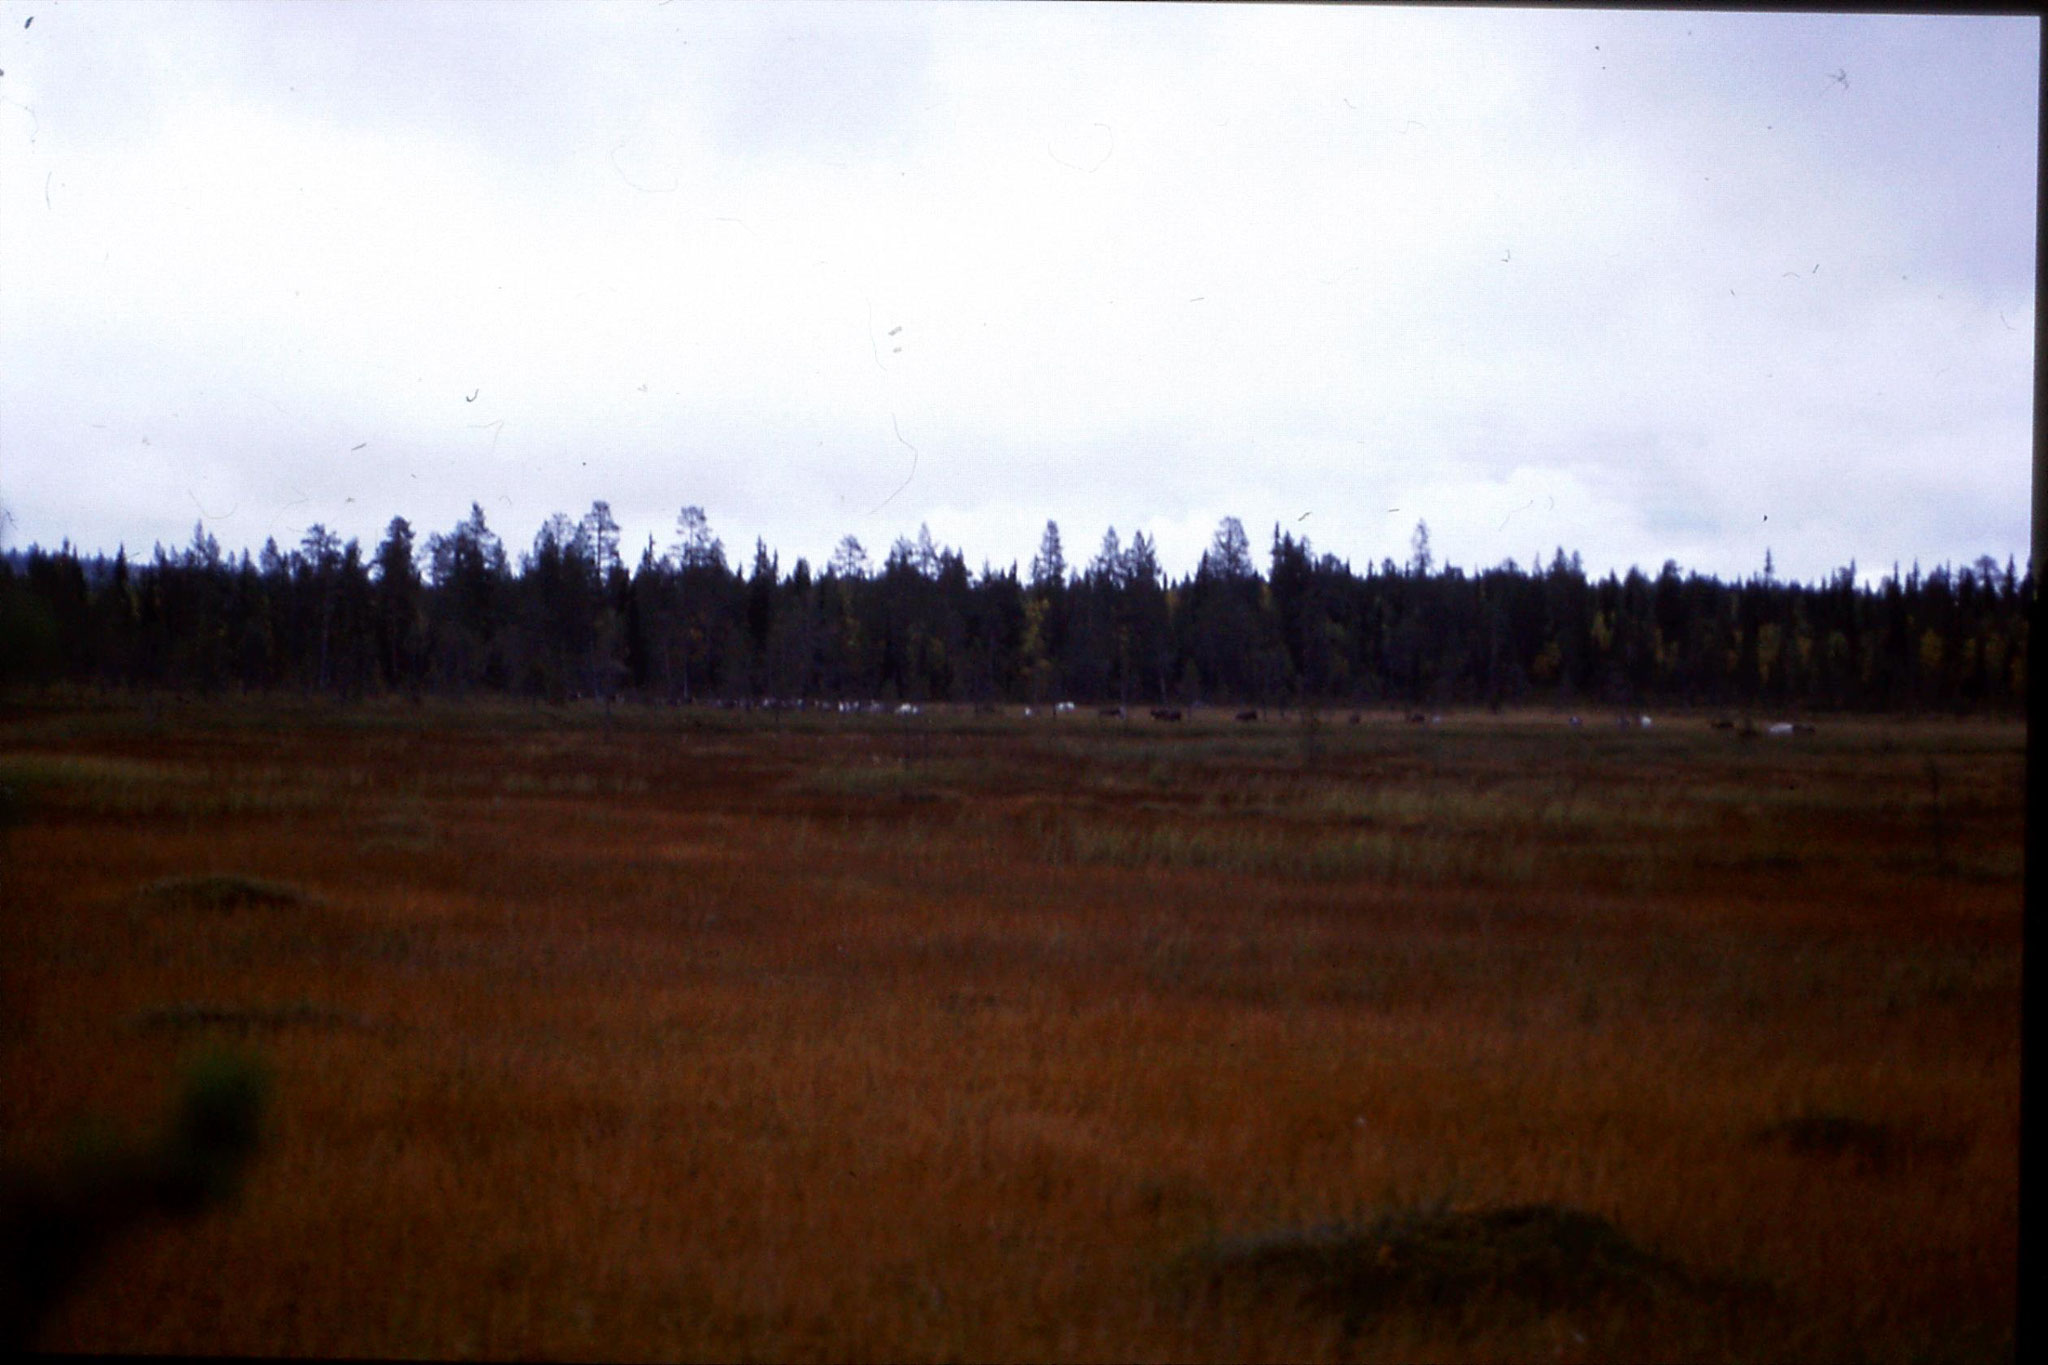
[{"x1": 0, "y1": 502, "x2": 2030, "y2": 712}]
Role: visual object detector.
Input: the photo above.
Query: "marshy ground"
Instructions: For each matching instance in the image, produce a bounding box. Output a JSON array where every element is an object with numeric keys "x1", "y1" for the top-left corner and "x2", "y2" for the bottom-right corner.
[{"x1": 0, "y1": 696, "x2": 2022, "y2": 1361}]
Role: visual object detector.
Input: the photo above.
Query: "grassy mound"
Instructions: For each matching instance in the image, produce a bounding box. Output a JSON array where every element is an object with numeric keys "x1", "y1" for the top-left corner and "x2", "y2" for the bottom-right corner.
[
  {"x1": 128, "y1": 1000, "x2": 374, "y2": 1035},
  {"x1": 1188, "y1": 1202, "x2": 1702, "y2": 1332},
  {"x1": 1750, "y1": 1110, "x2": 1965, "y2": 1174},
  {"x1": 138, "y1": 874, "x2": 311, "y2": 913}
]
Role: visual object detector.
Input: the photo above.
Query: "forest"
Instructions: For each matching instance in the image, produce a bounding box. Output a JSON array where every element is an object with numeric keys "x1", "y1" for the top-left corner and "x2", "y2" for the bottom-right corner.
[
  {"x1": 1, "y1": 504, "x2": 2025, "y2": 1359},
  {"x1": 0, "y1": 501, "x2": 2030, "y2": 713}
]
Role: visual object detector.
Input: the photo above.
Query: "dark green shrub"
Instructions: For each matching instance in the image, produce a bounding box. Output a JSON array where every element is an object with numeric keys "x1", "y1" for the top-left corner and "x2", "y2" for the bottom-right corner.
[{"x1": 0, "y1": 1047, "x2": 271, "y2": 1348}]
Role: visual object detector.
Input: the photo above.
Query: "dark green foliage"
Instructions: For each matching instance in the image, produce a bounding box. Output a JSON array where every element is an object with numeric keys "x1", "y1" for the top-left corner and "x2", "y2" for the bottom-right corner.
[
  {"x1": 154, "y1": 1047, "x2": 272, "y2": 1212},
  {"x1": 0, "y1": 513, "x2": 2029, "y2": 710},
  {"x1": 0, "y1": 1047, "x2": 271, "y2": 1349}
]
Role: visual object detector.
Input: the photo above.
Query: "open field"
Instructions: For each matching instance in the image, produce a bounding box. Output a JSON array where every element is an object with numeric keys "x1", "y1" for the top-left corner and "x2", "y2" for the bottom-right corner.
[{"x1": 0, "y1": 696, "x2": 2022, "y2": 1361}]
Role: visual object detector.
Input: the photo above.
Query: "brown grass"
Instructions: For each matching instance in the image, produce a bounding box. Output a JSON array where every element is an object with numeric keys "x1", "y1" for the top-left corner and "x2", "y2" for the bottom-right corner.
[{"x1": 0, "y1": 699, "x2": 2021, "y2": 1361}]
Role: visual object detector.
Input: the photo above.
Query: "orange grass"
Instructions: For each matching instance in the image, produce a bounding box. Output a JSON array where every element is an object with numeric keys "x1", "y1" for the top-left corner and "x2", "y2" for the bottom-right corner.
[{"x1": 0, "y1": 698, "x2": 2021, "y2": 1361}]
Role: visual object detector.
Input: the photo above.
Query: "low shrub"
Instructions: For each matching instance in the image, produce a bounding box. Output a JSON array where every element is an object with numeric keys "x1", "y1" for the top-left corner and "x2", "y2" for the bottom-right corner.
[{"x1": 1185, "y1": 1201, "x2": 1703, "y2": 1333}]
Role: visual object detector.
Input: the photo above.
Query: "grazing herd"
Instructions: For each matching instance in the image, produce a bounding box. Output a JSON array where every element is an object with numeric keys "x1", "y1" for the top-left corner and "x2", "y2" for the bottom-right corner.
[{"x1": 1708, "y1": 717, "x2": 1818, "y2": 738}]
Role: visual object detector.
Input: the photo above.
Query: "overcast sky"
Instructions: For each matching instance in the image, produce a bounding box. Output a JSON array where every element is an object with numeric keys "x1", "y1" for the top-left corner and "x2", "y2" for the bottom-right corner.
[{"x1": 0, "y1": 2, "x2": 2036, "y2": 586}]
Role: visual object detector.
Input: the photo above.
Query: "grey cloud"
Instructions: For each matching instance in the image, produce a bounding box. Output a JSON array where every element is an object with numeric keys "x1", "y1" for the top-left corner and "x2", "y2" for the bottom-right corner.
[
  {"x1": 0, "y1": 4, "x2": 2031, "y2": 590},
  {"x1": 694, "y1": 5, "x2": 936, "y2": 163}
]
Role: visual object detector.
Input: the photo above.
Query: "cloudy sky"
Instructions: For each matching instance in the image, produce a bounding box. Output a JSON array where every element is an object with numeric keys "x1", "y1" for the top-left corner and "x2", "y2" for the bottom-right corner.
[{"x1": 0, "y1": 2, "x2": 2035, "y2": 586}]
